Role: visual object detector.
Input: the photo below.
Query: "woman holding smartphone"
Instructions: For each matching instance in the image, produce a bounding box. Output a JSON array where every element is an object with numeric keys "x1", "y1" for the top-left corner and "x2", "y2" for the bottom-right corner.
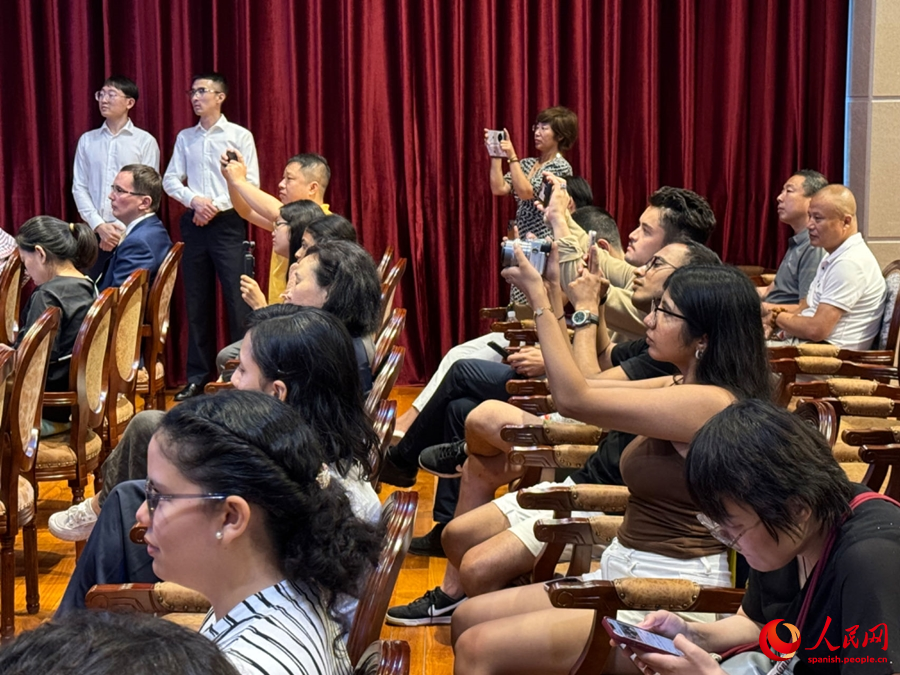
[{"x1": 486, "y1": 107, "x2": 577, "y2": 302}]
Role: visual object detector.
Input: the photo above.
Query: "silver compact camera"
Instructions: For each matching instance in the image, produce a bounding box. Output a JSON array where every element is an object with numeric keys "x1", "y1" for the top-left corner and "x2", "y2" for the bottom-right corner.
[{"x1": 500, "y1": 239, "x2": 552, "y2": 275}]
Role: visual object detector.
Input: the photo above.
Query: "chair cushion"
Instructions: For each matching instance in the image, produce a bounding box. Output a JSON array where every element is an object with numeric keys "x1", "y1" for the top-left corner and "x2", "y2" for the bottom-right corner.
[
  {"x1": 103, "y1": 394, "x2": 135, "y2": 431},
  {"x1": 36, "y1": 429, "x2": 102, "y2": 470},
  {"x1": 0, "y1": 476, "x2": 35, "y2": 525},
  {"x1": 136, "y1": 362, "x2": 165, "y2": 387},
  {"x1": 162, "y1": 613, "x2": 206, "y2": 630}
]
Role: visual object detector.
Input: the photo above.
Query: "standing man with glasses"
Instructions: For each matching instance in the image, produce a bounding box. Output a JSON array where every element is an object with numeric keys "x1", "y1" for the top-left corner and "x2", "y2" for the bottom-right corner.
[
  {"x1": 163, "y1": 72, "x2": 259, "y2": 400},
  {"x1": 72, "y1": 76, "x2": 160, "y2": 276}
]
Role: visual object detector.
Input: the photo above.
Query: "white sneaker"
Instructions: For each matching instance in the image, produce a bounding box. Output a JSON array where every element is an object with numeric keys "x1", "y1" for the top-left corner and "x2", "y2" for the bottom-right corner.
[{"x1": 48, "y1": 498, "x2": 98, "y2": 541}]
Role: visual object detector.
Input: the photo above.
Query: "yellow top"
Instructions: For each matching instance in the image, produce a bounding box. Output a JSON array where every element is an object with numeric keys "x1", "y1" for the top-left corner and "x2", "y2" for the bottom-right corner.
[{"x1": 267, "y1": 202, "x2": 331, "y2": 303}]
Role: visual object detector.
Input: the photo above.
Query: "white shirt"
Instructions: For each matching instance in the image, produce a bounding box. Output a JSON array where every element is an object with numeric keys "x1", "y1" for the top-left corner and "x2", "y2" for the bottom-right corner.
[
  {"x1": 72, "y1": 118, "x2": 160, "y2": 230},
  {"x1": 163, "y1": 114, "x2": 259, "y2": 211},
  {"x1": 200, "y1": 580, "x2": 352, "y2": 675},
  {"x1": 120, "y1": 212, "x2": 155, "y2": 241},
  {"x1": 801, "y1": 232, "x2": 887, "y2": 350}
]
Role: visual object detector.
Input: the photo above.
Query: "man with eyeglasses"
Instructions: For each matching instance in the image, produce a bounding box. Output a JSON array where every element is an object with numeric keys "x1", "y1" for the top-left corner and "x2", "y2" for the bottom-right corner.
[
  {"x1": 72, "y1": 75, "x2": 160, "y2": 265},
  {"x1": 96, "y1": 165, "x2": 172, "y2": 292},
  {"x1": 163, "y1": 72, "x2": 259, "y2": 401}
]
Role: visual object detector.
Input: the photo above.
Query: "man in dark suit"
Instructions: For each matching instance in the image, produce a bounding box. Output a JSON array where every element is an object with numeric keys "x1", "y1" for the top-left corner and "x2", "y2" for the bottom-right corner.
[{"x1": 99, "y1": 164, "x2": 172, "y2": 291}]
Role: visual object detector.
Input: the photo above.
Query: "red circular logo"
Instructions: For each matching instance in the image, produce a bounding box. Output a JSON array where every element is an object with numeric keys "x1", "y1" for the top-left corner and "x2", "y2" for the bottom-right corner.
[{"x1": 759, "y1": 619, "x2": 802, "y2": 660}]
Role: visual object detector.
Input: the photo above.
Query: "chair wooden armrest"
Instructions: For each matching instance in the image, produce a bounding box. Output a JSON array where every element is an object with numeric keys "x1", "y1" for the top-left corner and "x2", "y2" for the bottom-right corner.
[
  {"x1": 859, "y1": 444, "x2": 900, "y2": 463},
  {"x1": 509, "y1": 395, "x2": 556, "y2": 415},
  {"x1": 546, "y1": 577, "x2": 745, "y2": 613},
  {"x1": 85, "y1": 581, "x2": 211, "y2": 615},
  {"x1": 842, "y1": 428, "x2": 900, "y2": 445},
  {"x1": 41, "y1": 391, "x2": 78, "y2": 407},
  {"x1": 501, "y1": 423, "x2": 604, "y2": 446},
  {"x1": 204, "y1": 381, "x2": 234, "y2": 394},
  {"x1": 509, "y1": 445, "x2": 597, "y2": 469},
  {"x1": 491, "y1": 320, "x2": 522, "y2": 333},
  {"x1": 506, "y1": 379, "x2": 550, "y2": 396},
  {"x1": 534, "y1": 515, "x2": 623, "y2": 546},
  {"x1": 505, "y1": 328, "x2": 538, "y2": 345},
  {"x1": 480, "y1": 307, "x2": 509, "y2": 320},
  {"x1": 516, "y1": 484, "x2": 630, "y2": 513}
]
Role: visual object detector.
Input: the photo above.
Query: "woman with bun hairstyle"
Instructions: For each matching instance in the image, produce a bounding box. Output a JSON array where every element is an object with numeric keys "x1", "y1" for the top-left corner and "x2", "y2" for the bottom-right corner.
[
  {"x1": 16, "y1": 216, "x2": 98, "y2": 433},
  {"x1": 138, "y1": 390, "x2": 381, "y2": 674}
]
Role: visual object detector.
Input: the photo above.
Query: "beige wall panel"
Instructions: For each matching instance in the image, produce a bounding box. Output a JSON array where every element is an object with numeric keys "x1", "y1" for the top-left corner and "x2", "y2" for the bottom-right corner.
[
  {"x1": 873, "y1": 0, "x2": 900, "y2": 96},
  {"x1": 850, "y1": 0, "x2": 875, "y2": 97},
  {"x1": 868, "y1": 241, "x2": 900, "y2": 267},
  {"x1": 846, "y1": 100, "x2": 872, "y2": 234},
  {"x1": 866, "y1": 102, "x2": 900, "y2": 238}
]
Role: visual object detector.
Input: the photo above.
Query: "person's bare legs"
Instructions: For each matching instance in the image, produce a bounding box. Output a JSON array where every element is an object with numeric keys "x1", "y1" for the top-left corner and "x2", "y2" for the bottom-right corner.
[
  {"x1": 465, "y1": 400, "x2": 542, "y2": 458},
  {"x1": 451, "y1": 583, "x2": 595, "y2": 675}
]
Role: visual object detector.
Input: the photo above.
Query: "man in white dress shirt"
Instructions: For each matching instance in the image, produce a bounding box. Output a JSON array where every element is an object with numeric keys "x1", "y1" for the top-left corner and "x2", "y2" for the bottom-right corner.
[
  {"x1": 766, "y1": 184, "x2": 886, "y2": 350},
  {"x1": 72, "y1": 75, "x2": 160, "y2": 276},
  {"x1": 163, "y1": 72, "x2": 259, "y2": 400}
]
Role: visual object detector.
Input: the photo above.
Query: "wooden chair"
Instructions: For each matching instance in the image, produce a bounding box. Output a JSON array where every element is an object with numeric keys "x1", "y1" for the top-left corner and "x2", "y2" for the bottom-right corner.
[
  {"x1": 0, "y1": 307, "x2": 61, "y2": 637},
  {"x1": 547, "y1": 577, "x2": 745, "y2": 674},
  {"x1": 364, "y1": 346, "x2": 405, "y2": 419},
  {"x1": 33, "y1": 288, "x2": 117, "y2": 507},
  {"x1": 768, "y1": 343, "x2": 893, "y2": 366},
  {"x1": 375, "y1": 245, "x2": 394, "y2": 283},
  {"x1": 876, "y1": 259, "x2": 900, "y2": 365},
  {"x1": 770, "y1": 357, "x2": 897, "y2": 406},
  {"x1": 86, "y1": 490, "x2": 419, "y2": 667},
  {"x1": 370, "y1": 399, "x2": 397, "y2": 487},
  {"x1": 347, "y1": 490, "x2": 418, "y2": 664},
  {"x1": 0, "y1": 251, "x2": 23, "y2": 346},
  {"x1": 379, "y1": 258, "x2": 407, "y2": 333},
  {"x1": 103, "y1": 269, "x2": 149, "y2": 464},
  {"x1": 371, "y1": 308, "x2": 406, "y2": 376},
  {"x1": 354, "y1": 640, "x2": 410, "y2": 675},
  {"x1": 136, "y1": 243, "x2": 184, "y2": 410}
]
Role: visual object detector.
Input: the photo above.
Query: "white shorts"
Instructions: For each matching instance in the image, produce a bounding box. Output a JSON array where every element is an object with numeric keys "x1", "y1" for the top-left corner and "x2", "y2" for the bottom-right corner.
[
  {"x1": 587, "y1": 537, "x2": 732, "y2": 624},
  {"x1": 493, "y1": 477, "x2": 593, "y2": 557}
]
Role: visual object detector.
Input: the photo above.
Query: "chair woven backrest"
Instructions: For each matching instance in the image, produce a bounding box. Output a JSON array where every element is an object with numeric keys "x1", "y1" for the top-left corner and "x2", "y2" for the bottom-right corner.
[
  {"x1": 0, "y1": 251, "x2": 22, "y2": 345},
  {"x1": 879, "y1": 260, "x2": 900, "y2": 355},
  {"x1": 364, "y1": 346, "x2": 404, "y2": 418},
  {"x1": 71, "y1": 288, "x2": 117, "y2": 429},
  {"x1": 113, "y1": 269, "x2": 148, "y2": 385},
  {"x1": 0, "y1": 350, "x2": 15, "y2": 524},
  {"x1": 9, "y1": 307, "x2": 60, "y2": 475},
  {"x1": 148, "y1": 243, "x2": 184, "y2": 355},
  {"x1": 371, "y1": 308, "x2": 406, "y2": 375},
  {"x1": 347, "y1": 490, "x2": 417, "y2": 664}
]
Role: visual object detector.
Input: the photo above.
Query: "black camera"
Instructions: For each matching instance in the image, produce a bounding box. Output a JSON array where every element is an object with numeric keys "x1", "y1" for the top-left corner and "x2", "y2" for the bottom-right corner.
[{"x1": 242, "y1": 241, "x2": 256, "y2": 278}]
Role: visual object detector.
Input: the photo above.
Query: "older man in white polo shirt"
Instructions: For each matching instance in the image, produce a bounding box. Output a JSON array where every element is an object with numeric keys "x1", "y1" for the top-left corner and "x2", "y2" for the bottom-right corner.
[{"x1": 766, "y1": 184, "x2": 885, "y2": 350}]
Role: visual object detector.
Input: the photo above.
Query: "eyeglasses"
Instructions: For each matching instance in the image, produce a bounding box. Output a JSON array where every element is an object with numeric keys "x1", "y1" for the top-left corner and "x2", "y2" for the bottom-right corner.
[
  {"x1": 144, "y1": 479, "x2": 227, "y2": 519},
  {"x1": 110, "y1": 184, "x2": 147, "y2": 197},
  {"x1": 187, "y1": 87, "x2": 222, "y2": 98},
  {"x1": 696, "y1": 513, "x2": 762, "y2": 553},
  {"x1": 95, "y1": 90, "x2": 125, "y2": 101},
  {"x1": 645, "y1": 255, "x2": 676, "y2": 273},
  {"x1": 650, "y1": 298, "x2": 689, "y2": 323}
]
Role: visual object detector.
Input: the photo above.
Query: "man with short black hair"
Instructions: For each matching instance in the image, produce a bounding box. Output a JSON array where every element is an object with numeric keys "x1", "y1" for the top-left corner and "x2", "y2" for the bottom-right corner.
[
  {"x1": 163, "y1": 72, "x2": 259, "y2": 400},
  {"x1": 97, "y1": 164, "x2": 172, "y2": 291},
  {"x1": 761, "y1": 170, "x2": 828, "y2": 308},
  {"x1": 72, "y1": 75, "x2": 160, "y2": 258}
]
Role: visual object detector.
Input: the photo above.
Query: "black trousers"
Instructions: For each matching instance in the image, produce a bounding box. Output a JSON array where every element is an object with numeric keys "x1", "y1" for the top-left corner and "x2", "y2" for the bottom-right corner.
[
  {"x1": 180, "y1": 208, "x2": 251, "y2": 385},
  {"x1": 394, "y1": 358, "x2": 519, "y2": 523}
]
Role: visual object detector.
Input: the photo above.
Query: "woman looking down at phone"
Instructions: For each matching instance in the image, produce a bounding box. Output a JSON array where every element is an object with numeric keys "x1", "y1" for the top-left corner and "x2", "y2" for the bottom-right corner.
[
  {"x1": 622, "y1": 400, "x2": 900, "y2": 675},
  {"x1": 486, "y1": 107, "x2": 577, "y2": 302},
  {"x1": 450, "y1": 256, "x2": 772, "y2": 675}
]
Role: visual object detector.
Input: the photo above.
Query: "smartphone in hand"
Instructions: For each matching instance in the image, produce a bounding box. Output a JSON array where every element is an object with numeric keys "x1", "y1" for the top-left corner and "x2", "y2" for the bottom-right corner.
[
  {"x1": 242, "y1": 241, "x2": 256, "y2": 279},
  {"x1": 537, "y1": 175, "x2": 554, "y2": 207},
  {"x1": 487, "y1": 340, "x2": 511, "y2": 359},
  {"x1": 485, "y1": 130, "x2": 506, "y2": 158},
  {"x1": 602, "y1": 618, "x2": 684, "y2": 657}
]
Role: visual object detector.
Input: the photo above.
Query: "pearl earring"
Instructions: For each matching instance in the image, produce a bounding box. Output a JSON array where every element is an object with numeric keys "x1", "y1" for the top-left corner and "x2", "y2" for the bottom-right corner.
[{"x1": 216, "y1": 531, "x2": 223, "y2": 540}]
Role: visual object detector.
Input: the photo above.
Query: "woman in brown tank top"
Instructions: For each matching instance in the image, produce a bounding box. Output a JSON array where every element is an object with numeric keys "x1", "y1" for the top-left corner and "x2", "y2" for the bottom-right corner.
[{"x1": 451, "y1": 261, "x2": 772, "y2": 675}]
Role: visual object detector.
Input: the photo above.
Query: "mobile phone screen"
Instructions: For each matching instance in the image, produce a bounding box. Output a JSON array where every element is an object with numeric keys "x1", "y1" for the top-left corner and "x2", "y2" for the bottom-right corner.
[{"x1": 605, "y1": 619, "x2": 683, "y2": 656}]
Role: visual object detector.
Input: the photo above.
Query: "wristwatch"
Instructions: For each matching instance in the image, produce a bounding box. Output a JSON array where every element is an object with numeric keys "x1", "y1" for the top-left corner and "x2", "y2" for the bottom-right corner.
[{"x1": 571, "y1": 310, "x2": 600, "y2": 328}]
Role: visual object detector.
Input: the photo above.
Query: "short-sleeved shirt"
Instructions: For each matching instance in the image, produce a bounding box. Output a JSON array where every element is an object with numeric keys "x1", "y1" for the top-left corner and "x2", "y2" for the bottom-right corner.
[
  {"x1": 18, "y1": 276, "x2": 96, "y2": 420},
  {"x1": 765, "y1": 229, "x2": 825, "y2": 305},
  {"x1": 798, "y1": 233, "x2": 886, "y2": 350},
  {"x1": 200, "y1": 580, "x2": 352, "y2": 675},
  {"x1": 742, "y1": 485, "x2": 900, "y2": 674},
  {"x1": 571, "y1": 339, "x2": 679, "y2": 486}
]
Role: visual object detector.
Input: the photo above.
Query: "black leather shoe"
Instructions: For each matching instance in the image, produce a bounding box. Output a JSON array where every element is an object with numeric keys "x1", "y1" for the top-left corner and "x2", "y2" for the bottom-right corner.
[
  {"x1": 377, "y1": 449, "x2": 419, "y2": 488},
  {"x1": 409, "y1": 523, "x2": 447, "y2": 558},
  {"x1": 174, "y1": 383, "x2": 202, "y2": 401}
]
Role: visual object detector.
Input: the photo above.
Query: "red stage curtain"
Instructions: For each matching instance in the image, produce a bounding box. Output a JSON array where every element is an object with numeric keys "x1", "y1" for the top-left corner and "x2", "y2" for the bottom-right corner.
[{"x1": 0, "y1": 0, "x2": 848, "y2": 385}]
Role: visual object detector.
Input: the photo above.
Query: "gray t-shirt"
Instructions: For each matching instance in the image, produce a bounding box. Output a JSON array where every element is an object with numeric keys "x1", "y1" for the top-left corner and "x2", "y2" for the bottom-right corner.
[{"x1": 765, "y1": 229, "x2": 824, "y2": 305}]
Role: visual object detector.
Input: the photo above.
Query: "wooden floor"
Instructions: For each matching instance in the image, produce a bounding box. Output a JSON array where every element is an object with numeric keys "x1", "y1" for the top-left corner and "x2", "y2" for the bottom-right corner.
[{"x1": 11, "y1": 384, "x2": 455, "y2": 673}]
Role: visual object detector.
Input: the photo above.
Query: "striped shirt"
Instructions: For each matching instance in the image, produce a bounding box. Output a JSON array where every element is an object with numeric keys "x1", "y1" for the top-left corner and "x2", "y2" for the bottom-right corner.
[{"x1": 200, "y1": 580, "x2": 352, "y2": 675}]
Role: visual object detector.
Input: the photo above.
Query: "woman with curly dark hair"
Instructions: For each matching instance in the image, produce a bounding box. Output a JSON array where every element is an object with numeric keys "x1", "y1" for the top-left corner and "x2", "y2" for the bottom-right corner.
[{"x1": 138, "y1": 390, "x2": 381, "y2": 674}]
